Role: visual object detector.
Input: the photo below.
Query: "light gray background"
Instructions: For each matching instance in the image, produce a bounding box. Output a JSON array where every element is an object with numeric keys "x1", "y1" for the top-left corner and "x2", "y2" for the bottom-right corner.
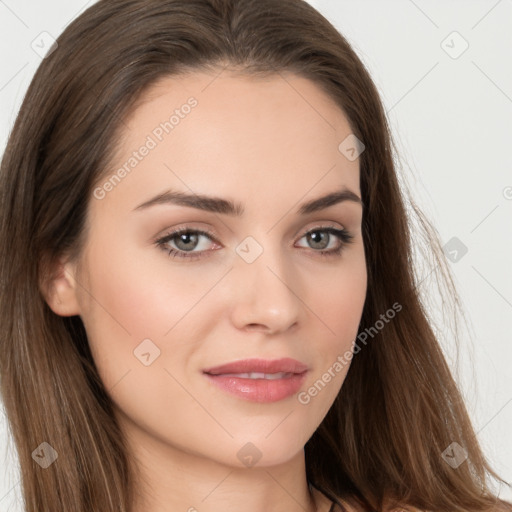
[{"x1": 1, "y1": 1, "x2": 511, "y2": 509}]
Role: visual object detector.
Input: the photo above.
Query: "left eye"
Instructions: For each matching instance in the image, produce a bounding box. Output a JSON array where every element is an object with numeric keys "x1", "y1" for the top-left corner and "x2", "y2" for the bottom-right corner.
[
  {"x1": 156, "y1": 226, "x2": 354, "y2": 260},
  {"x1": 157, "y1": 228, "x2": 217, "y2": 257}
]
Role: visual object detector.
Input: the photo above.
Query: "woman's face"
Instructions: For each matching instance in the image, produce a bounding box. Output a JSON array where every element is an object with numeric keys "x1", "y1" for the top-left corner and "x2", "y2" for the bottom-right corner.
[{"x1": 64, "y1": 70, "x2": 367, "y2": 468}]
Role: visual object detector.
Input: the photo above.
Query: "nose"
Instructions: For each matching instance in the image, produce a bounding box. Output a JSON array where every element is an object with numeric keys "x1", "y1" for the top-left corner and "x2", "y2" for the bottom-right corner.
[{"x1": 229, "y1": 241, "x2": 301, "y2": 335}]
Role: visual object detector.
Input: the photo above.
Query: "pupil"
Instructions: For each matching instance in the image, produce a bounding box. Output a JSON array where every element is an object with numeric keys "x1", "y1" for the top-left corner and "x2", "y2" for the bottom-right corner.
[
  {"x1": 177, "y1": 233, "x2": 197, "y2": 250},
  {"x1": 309, "y1": 231, "x2": 327, "y2": 249}
]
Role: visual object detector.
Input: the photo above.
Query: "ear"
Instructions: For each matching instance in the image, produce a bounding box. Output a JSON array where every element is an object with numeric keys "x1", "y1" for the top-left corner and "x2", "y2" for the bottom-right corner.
[{"x1": 39, "y1": 253, "x2": 82, "y2": 317}]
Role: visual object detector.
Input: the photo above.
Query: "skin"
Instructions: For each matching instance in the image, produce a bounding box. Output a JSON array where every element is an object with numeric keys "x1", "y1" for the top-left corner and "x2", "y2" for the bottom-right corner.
[{"x1": 44, "y1": 69, "x2": 367, "y2": 512}]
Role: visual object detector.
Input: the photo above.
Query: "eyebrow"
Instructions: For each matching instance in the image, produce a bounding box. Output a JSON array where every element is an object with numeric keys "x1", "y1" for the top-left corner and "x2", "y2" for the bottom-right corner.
[{"x1": 133, "y1": 187, "x2": 362, "y2": 216}]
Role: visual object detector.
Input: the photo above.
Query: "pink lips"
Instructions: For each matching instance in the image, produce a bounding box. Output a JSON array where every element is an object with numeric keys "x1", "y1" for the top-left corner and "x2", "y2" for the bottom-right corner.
[
  {"x1": 203, "y1": 358, "x2": 309, "y2": 403},
  {"x1": 203, "y1": 357, "x2": 308, "y2": 375}
]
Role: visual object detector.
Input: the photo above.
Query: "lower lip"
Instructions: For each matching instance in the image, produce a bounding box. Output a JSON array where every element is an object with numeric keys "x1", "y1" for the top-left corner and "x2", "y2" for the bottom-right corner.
[{"x1": 204, "y1": 372, "x2": 308, "y2": 403}]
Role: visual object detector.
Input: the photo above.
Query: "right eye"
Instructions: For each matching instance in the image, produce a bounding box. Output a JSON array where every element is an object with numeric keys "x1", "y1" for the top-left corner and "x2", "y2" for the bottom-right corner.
[{"x1": 156, "y1": 228, "x2": 220, "y2": 260}]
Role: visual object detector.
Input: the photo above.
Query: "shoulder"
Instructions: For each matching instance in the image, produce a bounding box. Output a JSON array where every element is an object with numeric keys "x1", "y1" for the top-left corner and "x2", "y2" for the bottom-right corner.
[
  {"x1": 326, "y1": 495, "x2": 423, "y2": 512},
  {"x1": 340, "y1": 501, "x2": 512, "y2": 512},
  {"x1": 313, "y1": 487, "x2": 512, "y2": 512},
  {"x1": 492, "y1": 500, "x2": 512, "y2": 511}
]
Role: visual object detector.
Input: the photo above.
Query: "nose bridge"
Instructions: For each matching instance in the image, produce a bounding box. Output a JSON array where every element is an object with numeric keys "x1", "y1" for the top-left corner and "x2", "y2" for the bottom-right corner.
[{"x1": 229, "y1": 234, "x2": 301, "y2": 332}]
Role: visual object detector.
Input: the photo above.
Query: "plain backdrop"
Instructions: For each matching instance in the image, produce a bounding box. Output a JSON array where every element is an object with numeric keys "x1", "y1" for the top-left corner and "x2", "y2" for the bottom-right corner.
[{"x1": 1, "y1": 0, "x2": 511, "y2": 509}]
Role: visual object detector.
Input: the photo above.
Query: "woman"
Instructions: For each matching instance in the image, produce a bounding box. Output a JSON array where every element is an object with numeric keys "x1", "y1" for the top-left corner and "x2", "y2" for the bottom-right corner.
[{"x1": 0, "y1": 1, "x2": 510, "y2": 511}]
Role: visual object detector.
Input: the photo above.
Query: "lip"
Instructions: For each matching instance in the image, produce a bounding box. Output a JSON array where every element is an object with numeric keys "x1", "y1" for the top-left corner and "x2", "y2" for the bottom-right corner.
[
  {"x1": 203, "y1": 357, "x2": 308, "y2": 375},
  {"x1": 203, "y1": 358, "x2": 309, "y2": 403}
]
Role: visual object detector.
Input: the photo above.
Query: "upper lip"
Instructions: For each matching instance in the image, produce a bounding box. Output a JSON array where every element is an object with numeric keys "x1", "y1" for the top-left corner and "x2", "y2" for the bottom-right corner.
[{"x1": 203, "y1": 358, "x2": 309, "y2": 375}]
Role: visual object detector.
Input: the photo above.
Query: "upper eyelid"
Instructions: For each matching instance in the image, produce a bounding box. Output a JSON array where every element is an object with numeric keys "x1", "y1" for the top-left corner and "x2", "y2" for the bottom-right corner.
[
  {"x1": 160, "y1": 223, "x2": 347, "y2": 238},
  {"x1": 157, "y1": 224, "x2": 350, "y2": 247}
]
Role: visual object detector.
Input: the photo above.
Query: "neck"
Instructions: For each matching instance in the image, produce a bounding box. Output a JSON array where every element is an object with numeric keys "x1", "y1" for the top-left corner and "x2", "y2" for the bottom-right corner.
[{"x1": 121, "y1": 414, "x2": 332, "y2": 512}]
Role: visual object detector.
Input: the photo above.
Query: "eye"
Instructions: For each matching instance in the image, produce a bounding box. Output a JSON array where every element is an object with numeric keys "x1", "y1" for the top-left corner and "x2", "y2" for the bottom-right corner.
[
  {"x1": 155, "y1": 225, "x2": 354, "y2": 261},
  {"x1": 156, "y1": 228, "x2": 219, "y2": 261},
  {"x1": 296, "y1": 226, "x2": 354, "y2": 257}
]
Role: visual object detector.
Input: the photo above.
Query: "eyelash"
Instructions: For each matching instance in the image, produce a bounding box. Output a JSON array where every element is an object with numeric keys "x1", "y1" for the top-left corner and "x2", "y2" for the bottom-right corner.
[{"x1": 155, "y1": 225, "x2": 354, "y2": 261}]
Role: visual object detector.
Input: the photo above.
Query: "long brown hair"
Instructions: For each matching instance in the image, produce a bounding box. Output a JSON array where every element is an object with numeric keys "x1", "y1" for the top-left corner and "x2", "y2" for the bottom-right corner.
[{"x1": 0, "y1": 1, "x2": 509, "y2": 511}]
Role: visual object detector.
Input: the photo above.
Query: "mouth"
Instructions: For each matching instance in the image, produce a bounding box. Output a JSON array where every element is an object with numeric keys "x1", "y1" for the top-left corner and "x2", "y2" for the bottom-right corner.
[
  {"x1": 202, "y1": 358, "x2": 309, "y2": 403},
  {"x1": 203, "y1": 357, "x2": 308, "y2": 375},
  {"x1": 213, "y1": 371, "x2": 295, "y2": 379}
]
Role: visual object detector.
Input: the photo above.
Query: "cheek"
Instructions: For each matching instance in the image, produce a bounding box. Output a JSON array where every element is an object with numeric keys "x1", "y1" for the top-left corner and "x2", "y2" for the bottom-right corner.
[
  {"x1": 76, "y1": 242, "x2": 229, "y2": 386},
  {"x1": 299, "y1": 249, "x2": 367, "y2": 407},
  {"x1": 313, "y1": 248, "x2": 367, "y2": 347},
  {"x1": 83, "y1": 241, "x2": 207, "y2": 332}
]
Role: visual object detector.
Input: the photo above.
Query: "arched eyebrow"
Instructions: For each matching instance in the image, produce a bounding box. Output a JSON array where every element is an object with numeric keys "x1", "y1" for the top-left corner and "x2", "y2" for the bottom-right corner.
[{"x1": 132, "y1": 188, "x2": 363, "y2": 216}]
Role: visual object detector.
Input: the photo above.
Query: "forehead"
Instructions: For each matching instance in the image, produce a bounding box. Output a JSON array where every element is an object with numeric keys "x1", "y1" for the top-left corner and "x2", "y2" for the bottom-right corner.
[
  {"x1": 129, "y1": 69, "x2": 354, "y2": 138},
  {"x1": 95, "y1": 69, "x2": 361, "y2": 216}
]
